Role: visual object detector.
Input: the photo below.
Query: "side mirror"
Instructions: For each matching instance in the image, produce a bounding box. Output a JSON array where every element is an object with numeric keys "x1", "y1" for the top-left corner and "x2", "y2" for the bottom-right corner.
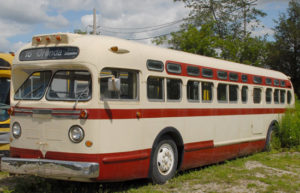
[{"x1": 108, "y1": 77, "x2": 120, "y2": 91}]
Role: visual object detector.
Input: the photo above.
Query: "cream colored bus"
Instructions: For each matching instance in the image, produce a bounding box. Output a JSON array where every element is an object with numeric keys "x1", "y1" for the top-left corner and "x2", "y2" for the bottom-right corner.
[{"x1": 1, "y1": 33, "x2": 295, "y2": 184}]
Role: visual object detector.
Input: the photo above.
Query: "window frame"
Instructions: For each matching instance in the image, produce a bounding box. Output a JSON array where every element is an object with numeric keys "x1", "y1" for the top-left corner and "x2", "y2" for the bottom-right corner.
[
  {"x1": 217, "y1": 83, "x2": 228, "y2": 103},
  {"x1": 147, "y1": 76, "x2": 165, "y2": 102},
  {"x1": 187, "y1": 80, "x2": 200, "y2": 102},
  {"x1": 166, "y1": 78, "x2": 182, "y2": 102},
  {"x1": 100, "y1": 68, "x2": 139, "y2": 101},
  {"x1": 229, "y1": 84, "x2": 238, "y2": 103},
  {"x1": 201, "y1": 81, "x2": 213, "y2": 103},
  {"x1": 253, "y1": 87, "x2": 262, "y2": 104},
  {"x1": 241, "y1": 85, "x2": 248, "y2": 103}
]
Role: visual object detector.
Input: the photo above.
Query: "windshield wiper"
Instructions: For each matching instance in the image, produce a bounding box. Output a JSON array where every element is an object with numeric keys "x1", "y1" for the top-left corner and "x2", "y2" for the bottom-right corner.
[
  {"x1": 73, "y1": 87, "x2": 90, "y2": 109},
  {"x1": 15, "y1": 84, "x2": 44, "y2": 107}
]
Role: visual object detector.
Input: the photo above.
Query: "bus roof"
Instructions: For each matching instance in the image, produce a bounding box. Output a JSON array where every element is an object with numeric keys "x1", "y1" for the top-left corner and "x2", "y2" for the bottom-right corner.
[
  {"x1": 0, "y1": 53, "x2": 13, "y2": 69},
  {"x1": 16, "y1": 33, "x2": 289, "y2": 81}
]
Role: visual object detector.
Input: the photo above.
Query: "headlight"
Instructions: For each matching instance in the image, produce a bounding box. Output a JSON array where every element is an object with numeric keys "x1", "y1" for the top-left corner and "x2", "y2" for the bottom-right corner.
[
  {"x1": 12, "y1": 122, "x2": 22, "y2": 138},
  {"x1": 68, "y1": 125, "x2": 84, "y2": 143}
]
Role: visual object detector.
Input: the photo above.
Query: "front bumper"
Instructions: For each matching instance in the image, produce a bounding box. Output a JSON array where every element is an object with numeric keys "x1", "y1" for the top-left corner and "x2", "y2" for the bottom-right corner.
[{"x1": 1, "y1": 157, "x2": 99, "y2": 181}]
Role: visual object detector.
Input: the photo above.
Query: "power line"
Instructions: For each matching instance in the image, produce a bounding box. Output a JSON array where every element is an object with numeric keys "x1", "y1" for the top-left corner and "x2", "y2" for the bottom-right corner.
[
  {"x1": 99, "y1": 18, "x2": 187, "y2": 31},
  {"x1": 126, "y1": 31, "x2": 179, "y2": 40}
]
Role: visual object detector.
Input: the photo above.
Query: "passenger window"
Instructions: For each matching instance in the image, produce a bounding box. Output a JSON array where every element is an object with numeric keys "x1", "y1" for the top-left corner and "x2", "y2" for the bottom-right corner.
[
  {"x1": 217, "y1": 71, "x2": 227, "y2": 80},
  {"x1": 146, "y1": 60, "x2": 164, "y2": 72},
  {"x1": 287, "y1": 91, "x2": 292, "y2": 104},
  {"x1": 229, "y1": 85, "x2": 238, "y2": 102},
  {"x1": 202, "y1": 68, "x2": 213, "y2": 78},
  {"x1": 253, "y1": 88, "x2": 262, "y2": 104},
  {"x1": 280, "y1": 90, "x2": 286, "y2": 104},
  {"x1": 266, "y1": 88, "x2": 272, "y2": 103},
  {"x1": 217, "y1": 84, "x2": 227, "y2": 102},
  {"x1": 100, "y1": 69, "x2": 138, "y2": 100},
  {"x1": 167, "y1": 79, "x2": 181, "y2": 100},
  {"x1": 202, "y1": 82, "x2": 213, "y2": 102},
  {"x1": 166, "y1": 63, "x2": 181, "y2": 74},
  {"x1": 187, "y1": 66, "x2": 200, "y2": 76},
  {"x1": 274, "y1": 89, "x2": 279, "y2": 103},
  {"x1": 147, "y1": 77, "x2": 164, "y2": 100},
  {"x1": 241, "y1": 86, "x2": 248, "y2": 103},
  {"x1": 241, "y1": 74, "x2": 248, "y2": 82},
  {"x1": 229, "y1": 73, "x2": 238, "y2": 81},
  {"x1": 187, "y1": 80, "x2": 199, "y2": 101}
]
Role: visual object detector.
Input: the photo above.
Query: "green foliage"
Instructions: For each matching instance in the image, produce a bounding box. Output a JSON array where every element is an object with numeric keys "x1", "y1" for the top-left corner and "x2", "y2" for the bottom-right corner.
[
  {"x1": 154, "y1": 0, "x2": 268, "y2": 66},
  {"x1": 266, "y1": 0, "x2": 300, "y2": 96},
  {"x1": 276, "y1": 100, "x2": 300, "y2": 149}
]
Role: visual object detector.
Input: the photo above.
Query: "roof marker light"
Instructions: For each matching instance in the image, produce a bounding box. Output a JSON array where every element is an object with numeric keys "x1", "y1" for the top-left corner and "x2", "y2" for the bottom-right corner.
[
  {"x1": 36, "y1": 37, "x2": 41, "y2": 42},
  {"x1": 46, "y1": 36, "x2": 51, "y2": 42},
  {"x1": 56, "y1": 35, "x2": 62, "y2": 41}
]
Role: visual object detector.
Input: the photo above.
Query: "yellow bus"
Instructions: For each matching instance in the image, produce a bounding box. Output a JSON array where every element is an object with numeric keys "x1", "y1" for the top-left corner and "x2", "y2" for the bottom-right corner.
[{"x1": 0, "y1": 53, "x2": 13, "y2": 157}]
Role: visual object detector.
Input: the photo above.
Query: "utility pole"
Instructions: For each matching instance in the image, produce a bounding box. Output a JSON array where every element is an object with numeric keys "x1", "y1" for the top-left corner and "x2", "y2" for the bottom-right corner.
[{"x1": 93, "y1": 8, "x2": 97, "y2": 35}]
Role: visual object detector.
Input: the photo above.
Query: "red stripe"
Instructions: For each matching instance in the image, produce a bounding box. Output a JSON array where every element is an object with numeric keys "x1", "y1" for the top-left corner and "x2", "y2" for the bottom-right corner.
[
  {"x1": 12, "y1": 107, "x2": 286, "y2": 119},
  {"x1": 87, "y1": 108, "x2": 286, "y2": 119}
]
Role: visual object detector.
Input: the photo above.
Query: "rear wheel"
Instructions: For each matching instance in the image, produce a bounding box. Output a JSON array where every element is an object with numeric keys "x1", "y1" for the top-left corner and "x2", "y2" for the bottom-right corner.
[
  {"x1": 265, "y1": 125, "x2": 277, "y2": 151},
  {"x1": 150, "y1": 136, "x2": 178, "y2": 184}
]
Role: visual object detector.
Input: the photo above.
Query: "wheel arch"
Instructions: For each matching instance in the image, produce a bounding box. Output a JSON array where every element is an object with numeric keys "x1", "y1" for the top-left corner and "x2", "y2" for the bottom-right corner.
[{"x1": 149, "y1": 127, "x2": 184, "y2": 174}]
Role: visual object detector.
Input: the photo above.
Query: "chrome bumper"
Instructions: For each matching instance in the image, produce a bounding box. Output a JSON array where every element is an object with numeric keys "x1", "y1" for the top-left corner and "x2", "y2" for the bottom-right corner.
[{"x1": 1, "y1": 157, "x2": 99, "y2": 180}]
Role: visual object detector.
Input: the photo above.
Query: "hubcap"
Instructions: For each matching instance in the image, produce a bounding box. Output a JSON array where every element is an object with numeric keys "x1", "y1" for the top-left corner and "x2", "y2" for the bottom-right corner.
[{"x1": 156, "y1": 143, "x2": 174, "y2": 176}]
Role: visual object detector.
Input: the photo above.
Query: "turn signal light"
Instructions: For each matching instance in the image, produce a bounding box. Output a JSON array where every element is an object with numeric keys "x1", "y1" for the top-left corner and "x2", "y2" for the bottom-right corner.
[
  {"x1": 7, "y1": 107, "x2": 14, "y2": 115},
  {"x1": 85, "y1": 140, "x2": 93, "y2": 147},
  {"x1": 79, "y1": 110, "x2": 88, "y2": 119}
]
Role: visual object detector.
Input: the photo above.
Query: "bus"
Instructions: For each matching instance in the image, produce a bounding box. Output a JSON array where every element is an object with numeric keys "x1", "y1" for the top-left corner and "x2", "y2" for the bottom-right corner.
[
  {"x1": 1, "y1": 33, "x2": 295, "y2": 184},
  {"x1": 0, "y1": 53, "x2": 13, "y2": 157}
]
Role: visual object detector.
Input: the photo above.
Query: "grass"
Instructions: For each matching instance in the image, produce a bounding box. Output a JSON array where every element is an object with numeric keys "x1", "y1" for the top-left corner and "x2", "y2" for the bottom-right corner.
[{"x1": 1, "y1": 151, "x2": 300, "y2": 193}]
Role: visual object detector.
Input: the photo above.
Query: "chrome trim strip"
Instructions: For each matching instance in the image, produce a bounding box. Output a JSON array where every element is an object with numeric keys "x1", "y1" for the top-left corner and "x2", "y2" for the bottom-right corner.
[{"x1": 1, "y1": 157, "x2": 99, "y2": 179}]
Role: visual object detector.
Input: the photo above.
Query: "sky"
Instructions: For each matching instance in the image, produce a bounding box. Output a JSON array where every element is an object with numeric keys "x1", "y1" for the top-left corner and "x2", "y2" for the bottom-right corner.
[{"x1": 0, "y1": 0, "x2": 290, "y2": 53}]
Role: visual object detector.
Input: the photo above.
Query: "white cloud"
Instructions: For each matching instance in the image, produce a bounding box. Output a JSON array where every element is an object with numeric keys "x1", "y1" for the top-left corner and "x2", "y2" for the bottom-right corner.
[{"x1": 80, "y1": 0, "x2": 189, "y2": 44}]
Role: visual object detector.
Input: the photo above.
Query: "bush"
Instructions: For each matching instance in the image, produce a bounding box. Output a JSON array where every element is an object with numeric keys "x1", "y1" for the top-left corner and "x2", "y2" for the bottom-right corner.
[{"x1": 276, "y1": 100, "x2": 300, "y2": 149}]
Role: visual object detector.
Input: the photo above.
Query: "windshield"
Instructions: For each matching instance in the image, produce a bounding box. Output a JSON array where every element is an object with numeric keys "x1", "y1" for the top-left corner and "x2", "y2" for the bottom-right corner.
[
  {"x1": 0, "y1": 78, "x2": 10, "y2": 105},
  {"x1": 46, "y1": 70, "x2": 91, "y2": 101},
  {"x1": 14, "y1": 71, "x2": 52, "y2": 100},
  {"x1": 0, "y1": 78, "x2": 10, "y2": 121}
]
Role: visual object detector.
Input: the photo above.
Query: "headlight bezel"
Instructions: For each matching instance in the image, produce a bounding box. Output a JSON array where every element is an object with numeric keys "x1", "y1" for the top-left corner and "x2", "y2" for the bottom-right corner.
[
  {"x1": 68, "y1": 125, "x2": 84, "y2": 143},
  {"x1": 12, "y1": 122, "x2": 22, "y2": 139}
]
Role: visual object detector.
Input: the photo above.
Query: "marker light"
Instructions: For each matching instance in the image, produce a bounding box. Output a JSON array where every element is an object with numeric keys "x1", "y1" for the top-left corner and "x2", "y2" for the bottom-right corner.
[
  {"x1": 56, "y1": 35, "x2": 62, "y2": 41},
  {"x1": 80, "y1": 110, "x2": 88, "y2": 119},
  {"x1": 110, "y1": 46, "x2": 118, "y2": 52},
  {"x1": 36, "y1": 37, "x2": 41, "y2": 42},
  {"x1": 69, "y1": 125, "x2": 84, "y2": 143},
  {"x1": 46, "y1": 36, "x2": 51, "y2": 42},
  {"x1": 12, "y1": 122, "x2": 22, "y2": 139}
]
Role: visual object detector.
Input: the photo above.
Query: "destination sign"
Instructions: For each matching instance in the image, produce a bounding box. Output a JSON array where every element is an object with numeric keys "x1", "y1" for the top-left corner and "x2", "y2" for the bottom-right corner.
[{"x1": 19, "y1": 47, "x2": 79, "y2": 61}]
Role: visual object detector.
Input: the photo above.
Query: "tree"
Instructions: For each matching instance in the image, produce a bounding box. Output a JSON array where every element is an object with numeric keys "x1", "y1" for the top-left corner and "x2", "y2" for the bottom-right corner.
[
  {"x1": 267, "y1": 0, "x2": 300, "y2": 97},
  {"x1": 154, "y1": 0, "x2": 267, "y2": 66},
  {"x1": 174, "y1": 0, "x2": 266, "y2": 39}
]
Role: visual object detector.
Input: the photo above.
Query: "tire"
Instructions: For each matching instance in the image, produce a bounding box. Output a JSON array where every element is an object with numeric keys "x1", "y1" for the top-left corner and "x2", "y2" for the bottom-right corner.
[
  {"x1": 264, "y1": 125, "x2": 276, "y2": 152},
  {"x1": 149, "y1": 136, "x2": 178, "y2": 184}
]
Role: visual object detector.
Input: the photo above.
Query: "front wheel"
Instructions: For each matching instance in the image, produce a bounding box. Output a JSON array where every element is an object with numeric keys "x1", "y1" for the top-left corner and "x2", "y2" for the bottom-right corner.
[{"x1": 150, "y1": 137, "x2": 178, "y2": 184}]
